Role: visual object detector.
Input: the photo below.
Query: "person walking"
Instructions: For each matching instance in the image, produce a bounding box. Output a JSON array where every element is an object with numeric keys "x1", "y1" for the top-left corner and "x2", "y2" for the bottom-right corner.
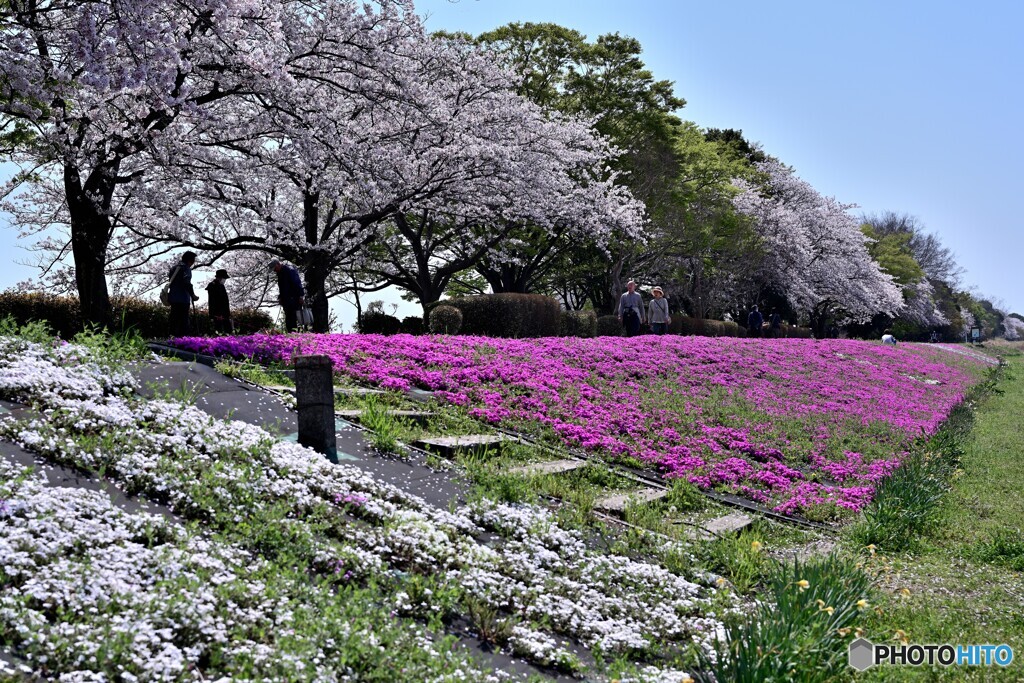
[
  {"x1": 769, "y1": 308, "x2": 782, "y2": 338},
  {"x1": 747, "y1": 305, "x2": 764, "y2": 338},
  {"x1": 616, "y1": 280, "x2": 645, "y2": 337},
  {"x1": 270, "y1": 259, "x2": 305, "y2": 332},
  {"x1": 168, "y1": 251, "x2": 199, "y2": 337},
  {"x1": 647, "y1": 286, "x2": 671, "y2": 335},
  {"x1": 206, "y1": 268, "x2": 232, "y2": 334}
]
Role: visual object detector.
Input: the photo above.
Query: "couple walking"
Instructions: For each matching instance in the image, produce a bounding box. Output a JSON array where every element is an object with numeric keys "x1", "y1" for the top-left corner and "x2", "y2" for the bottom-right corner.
[{"x1": 616, "y1": 280, "x2": 671, "y2": 337}]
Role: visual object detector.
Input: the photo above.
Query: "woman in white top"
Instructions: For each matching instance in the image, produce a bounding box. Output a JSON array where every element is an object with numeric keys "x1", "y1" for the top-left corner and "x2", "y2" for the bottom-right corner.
[{"x1": 647, "y1": 286, "x2": 671, "y2": 335}]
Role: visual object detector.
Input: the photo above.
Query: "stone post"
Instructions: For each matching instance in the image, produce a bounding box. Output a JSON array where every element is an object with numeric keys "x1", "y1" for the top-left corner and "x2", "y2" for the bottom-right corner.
[{"x1": 294, "y1": 354, "x2": 337, "y2": 464}]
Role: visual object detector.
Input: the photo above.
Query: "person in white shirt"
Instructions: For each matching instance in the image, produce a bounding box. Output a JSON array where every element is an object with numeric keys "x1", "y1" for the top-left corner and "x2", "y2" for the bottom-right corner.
[{"x1": 881, "y1": 328, "x2": 897, "y2": 345}]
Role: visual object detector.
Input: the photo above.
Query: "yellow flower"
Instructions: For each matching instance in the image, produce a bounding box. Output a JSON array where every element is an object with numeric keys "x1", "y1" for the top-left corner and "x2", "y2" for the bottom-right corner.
[
  {"x1": 715, "y1": 577, "x2": 727, "y2": 587},
  {"x1": 894, "y1": 629, "x2": 909, "y2": 645},
  {"x1": 837, "y1": 627, "x2": 852, "y2": 637},
  {"x1": 815, "y1": 599, "x2": 825, "y2": 608},
  {"x1": 857, "y1": 599, "x2": 869, "y2": 610},
  {"x1": 855, "y1": 628, "x2": 866, "y2": 638},
  {"x1": 681, "y1": 677, "x2": 694, "y2": 683},
  {"x1": 750, "y1": 540, "x2": 762, "y2": 552},
  {"x1": 866, "y1": 544, "x2": 877, "y2": 555},
  {"x1": 795, "y1": 579, "x2": 810, "y2": 591},
  {"x1": 821, "y1": 605, "x2": 835, "y2": 615},
  {"x1": 900, "y1": 588, "x2": 911, "y2": 598}
]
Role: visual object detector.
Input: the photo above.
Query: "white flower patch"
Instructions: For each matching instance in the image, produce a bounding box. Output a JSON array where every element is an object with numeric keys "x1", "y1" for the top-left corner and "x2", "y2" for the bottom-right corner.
[{"x1": 0, "y1": 337, "x2": 730, "y2": 676}]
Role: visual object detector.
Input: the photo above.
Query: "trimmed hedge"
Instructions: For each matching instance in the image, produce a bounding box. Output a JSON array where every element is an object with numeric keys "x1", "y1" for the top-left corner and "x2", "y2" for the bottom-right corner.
[
  {"x1": 669, "y1": 314, "x2": 812, "y2": 339},
  {"x1": 358, "y1": 311, "x2": 402, "y2": 335},
  {"x1": 561, "y1": 310, "x2": 597, "y2": 338},
  {"x1": 401, "y1": 316, "x2": 425, "y2": 335},
  {"x1": 596, "y1": 315, "x2": 623, "y2": 337},
  {"x1": 428, "y1": 305, "x2": 463, "y2": 335},
  {"x1": 0, "y1": 290, "x2": 273, "y2": 339},
  {"x1": 444, "y1": 294, "x2": 561, "y2": 338}
]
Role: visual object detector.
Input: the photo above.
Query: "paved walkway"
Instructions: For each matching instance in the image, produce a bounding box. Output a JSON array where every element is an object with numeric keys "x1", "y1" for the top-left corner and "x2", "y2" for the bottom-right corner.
[{"x1": 132, "y1": 360, "x2": 469, "y2": 510}]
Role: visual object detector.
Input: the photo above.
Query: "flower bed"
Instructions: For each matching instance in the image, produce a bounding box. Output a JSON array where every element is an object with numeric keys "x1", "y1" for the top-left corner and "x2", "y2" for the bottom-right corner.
[
  {"x1": 171, "y1": 333, "x2": 992, "y2": 520},
  {"x1": 0, "y1": 335, "x2": 720, "y2": 680}
]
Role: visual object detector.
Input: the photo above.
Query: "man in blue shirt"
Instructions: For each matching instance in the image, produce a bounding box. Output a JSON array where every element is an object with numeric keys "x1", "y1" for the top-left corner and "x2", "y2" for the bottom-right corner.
[
  {"x1": 270, "y1": 259, "x2": 305, "y2": 332},
  {"x1": 168, "y1": 251, "x2": 199, "y2": 337}
]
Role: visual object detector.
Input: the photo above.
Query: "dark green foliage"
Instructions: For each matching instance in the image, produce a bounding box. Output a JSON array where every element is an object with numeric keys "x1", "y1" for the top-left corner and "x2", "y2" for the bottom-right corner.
[
  {"x1": 976, "y1": 529, "x2": 1024, "y2": 571},
  {"x1": 357, "y1": 311, "x2": 402, "y2": 335},
  {"x1": 428, "y1": 305, "x2": 463, "y2": 335},
  {"x1": 560, "y1": 310, "x2": 597, "y2": 338},
  {"x1": 400, "y1": 316, "x2": 424, "y2": 335},
  {"x1": 0, "y1": 290, "x2": 273, "y2": 339},
  {"x1": 697, "y1": 554, "x2": 872, "y2": 683},
  {"x1": 595, "y1": 315, "x2": 622, "y2": 337},
  {"x1": 445, "y1": 294, "x2": 561, "y2": 338}
]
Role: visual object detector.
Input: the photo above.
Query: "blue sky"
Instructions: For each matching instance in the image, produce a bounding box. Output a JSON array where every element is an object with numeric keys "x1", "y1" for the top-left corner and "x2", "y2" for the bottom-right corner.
[
  {"x1": 412, "y1": 0, "x2": 1022, "y2": 313},
  {"x1": 2, "y1": 0, "x2": 1020, "y2": 325}
]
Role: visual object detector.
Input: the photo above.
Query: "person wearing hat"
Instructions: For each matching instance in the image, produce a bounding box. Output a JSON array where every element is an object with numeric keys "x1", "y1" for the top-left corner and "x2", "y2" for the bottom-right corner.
[
  {"x1": 647, "y1": 286, "x2": 671, "y2": 335},
  {"x1": 206, "y1": 268, "x2": 233, "y2": 335}
]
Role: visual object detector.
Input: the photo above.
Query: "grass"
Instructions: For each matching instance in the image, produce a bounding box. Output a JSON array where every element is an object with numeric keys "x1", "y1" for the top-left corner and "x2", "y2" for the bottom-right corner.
[{"x1": 855, "y1": 348, "x2": 1024, "y2": 681}]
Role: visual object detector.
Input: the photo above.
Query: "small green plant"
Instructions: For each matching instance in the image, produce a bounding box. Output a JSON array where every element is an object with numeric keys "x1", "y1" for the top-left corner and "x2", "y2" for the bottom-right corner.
[
  {"x1": 464, "y1": 596, "x2": 516, "y2": 645},
  {"x1": 975, "y1": 529, "x2": 1024, "y2": 571},
  {"x1": 702, "y1": 531, "x2": 770, "y2": 594},
  {"x1": 359, "y1": 397, "x2": 406, "y2": 455},
  {"x1": 697, "y1": 553, "x2": 872, "y2": 683},
  {"x1": 665, "y1": 479, "x2": 706, "y2": 512}
]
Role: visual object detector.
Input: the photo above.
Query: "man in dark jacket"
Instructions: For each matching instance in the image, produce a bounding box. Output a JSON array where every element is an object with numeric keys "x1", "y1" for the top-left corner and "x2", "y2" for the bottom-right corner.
[
  {"x1": 747, "y1": 305, "x2": 764, "y2": 338},
  {"x1": 206, "y1": 269, "x2": 232, "y2": 334},
  {"x1": 270, "y1": 260, "x2": 305, "y2": 332},
  {"x1": 168, "y1": 251, "x2": 199, "y2": 337}
]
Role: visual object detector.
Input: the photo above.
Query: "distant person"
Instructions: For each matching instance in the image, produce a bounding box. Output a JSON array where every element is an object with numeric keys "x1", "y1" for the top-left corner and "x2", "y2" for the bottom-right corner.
[
  {"x1": 270, "y1": 259, "x2": 305, "y2": 332},
  {"x1": 929, "y1": 330, "x2": 940, "y2": 343},
  {"x1": 881, "y1": 328, "x2": 897, "y2": 345},
  {"x1": 206, "y1": 269, "x2": 232, "y2": 334},
  {"x1": 616, "y1": 280, "x2": 645, "y2": 337},
  {"x1": 747, "y1": 305, "x2": 764, "y2": 338},
  {"x1": 769, "y1": 309, "x2": 782, "y2": 338},
  {"x1": 168, "y1": 251, "x2": 199, "y2": 337},
  {"x1": 647, "y1": 286, "x2": 671, "y2": 335}
]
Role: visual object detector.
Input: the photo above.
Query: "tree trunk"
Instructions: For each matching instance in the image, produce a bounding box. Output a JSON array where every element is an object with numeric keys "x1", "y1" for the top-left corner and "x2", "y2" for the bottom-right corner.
[
  {"x1": 65, "y1": 165, "x2": 113, "y2": 328},
  {"x1": 303, "y1": 254, "x2": 333, "y2": 333}
]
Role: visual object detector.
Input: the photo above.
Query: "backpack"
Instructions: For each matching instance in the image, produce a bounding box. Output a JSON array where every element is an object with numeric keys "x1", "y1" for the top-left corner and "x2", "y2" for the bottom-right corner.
[{"x1": 160, "y1": 265, "x2": 183, "y2": 307}]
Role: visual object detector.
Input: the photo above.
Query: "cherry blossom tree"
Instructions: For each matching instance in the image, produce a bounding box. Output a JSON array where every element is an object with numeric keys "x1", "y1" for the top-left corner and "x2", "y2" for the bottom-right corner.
[
  {"x1": 0, "y1": 0, "x2": 293, "y2": 326},
  {"x1": 119, "y1": 17, "x2": 642, "y2": 328},
  {"x1": 733, "y1": 161, "x2": 904, "y2": 334}
]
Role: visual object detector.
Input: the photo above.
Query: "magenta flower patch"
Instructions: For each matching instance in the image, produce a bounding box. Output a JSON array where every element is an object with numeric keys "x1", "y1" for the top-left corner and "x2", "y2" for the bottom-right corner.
[{"x1": 171, "y1": 334, "x2": 989, "y2": 520}]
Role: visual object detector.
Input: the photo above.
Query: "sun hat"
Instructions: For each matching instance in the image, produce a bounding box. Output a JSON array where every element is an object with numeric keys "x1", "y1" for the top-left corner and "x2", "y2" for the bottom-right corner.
[
  {"x1": 652, "y1": 286, "x2": 663, "y2": 294},
  {"x1": 215, "y1": 269, "x2": 230, "y2": 279}
]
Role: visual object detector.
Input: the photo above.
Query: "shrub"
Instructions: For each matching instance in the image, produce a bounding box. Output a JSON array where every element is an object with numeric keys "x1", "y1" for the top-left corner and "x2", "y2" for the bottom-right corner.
[
  {"x1": 401, "y1": 316, "x2": 425, "y2": 335},
  {"x1": 721, "y1": 321, "x2": 742, "y2": 337},
  {"x1": 358, "y1": 311, "x2": 402, "y2": 335},
  {"x1": 595, "y1": 315, "x2": 622, "y2": 337},
  {"x1": 674, "y1": 316, "x2": 705, "y2": 336},
  {"x1": 0, "y1": 290, "x2": 273, "y2": 339},
  {"x1": 445, "y1": 294, "x2": 561, "y2": 338},
  {"x1": 560, "y1": 310, "x2": 597, "y2": 338},
  {"x1": 428, "y1": 305, "x2": 463, "y2": 335}
]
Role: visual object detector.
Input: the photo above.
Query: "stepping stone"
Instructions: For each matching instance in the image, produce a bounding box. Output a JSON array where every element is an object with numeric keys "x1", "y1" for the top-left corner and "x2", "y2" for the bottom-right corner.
[
  {"x1": 508, "y1": 459, "x2": 585, "y2": 476},
  {"x1": 415, "y1": 434, "x2": 508, "y2": 458},
  {"x1": 701, "y1": 512, "x2": 754, "y2": 537},
  {"x1": 594, "y1": 488, "x2": 667, "y2": 514},
  {"x1": 406, "y1": 388, "x2": 435, "y2": 404},
  {"x1": 335, "y1": 409, "x2": 435, "y2": 425},
  {"x1": 334, "y1": 386, "x2": 385, "y2": 397}
]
